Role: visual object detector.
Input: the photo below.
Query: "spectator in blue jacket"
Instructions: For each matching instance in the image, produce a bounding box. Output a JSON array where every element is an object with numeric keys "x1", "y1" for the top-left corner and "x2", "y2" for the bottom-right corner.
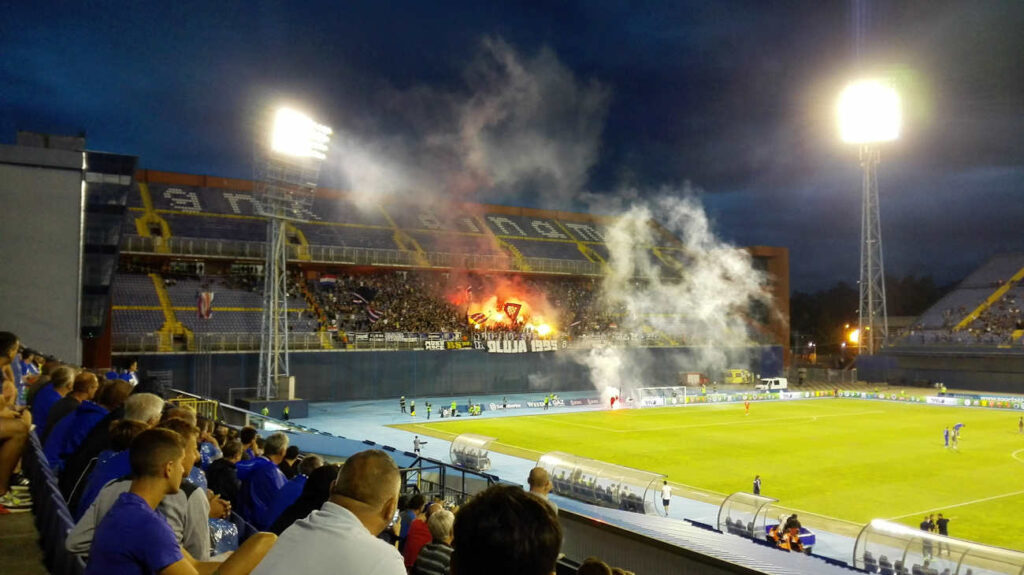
[
  {"x1": 76, "y1": 419, "x2": 150, "y2": 519},
  {"x1": 237, "y1": 431, "x2": 289, "y2": 530},
  {"x1": 266, "y1": 454, "x2": 323, "y2": 528}
]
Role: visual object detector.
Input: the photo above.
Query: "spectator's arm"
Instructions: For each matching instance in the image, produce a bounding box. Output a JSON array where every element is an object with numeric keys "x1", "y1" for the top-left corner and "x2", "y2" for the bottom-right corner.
[
  {"x1": 66, "y1": 499, "x2": 100, "y2": 555},
  {"x1": 183, "y1": 487, "x2": 212, "y2": 560}
]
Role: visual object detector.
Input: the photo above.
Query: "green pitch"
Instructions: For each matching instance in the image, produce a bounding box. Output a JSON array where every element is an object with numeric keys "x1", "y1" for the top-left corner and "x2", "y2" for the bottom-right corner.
[{"x1": 393, "y1": 398, "x2": 1024, "y2": 551}]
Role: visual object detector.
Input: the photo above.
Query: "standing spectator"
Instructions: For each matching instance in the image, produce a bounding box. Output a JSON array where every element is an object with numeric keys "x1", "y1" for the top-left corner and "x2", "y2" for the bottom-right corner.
[
  {"x1": 529, "y1": 467, "x2": 558, "y2": 514},
  {"x1": 753, "y1": 475, "x2": 762, "y2": 496},
  {"x1": 237, "y1": 431, "x2": 289, "y2": 530},
  {"x1": 660, "y1": 480, "x2": 671, "y2": 516},
  {"x1": 252, "y1": 449, "x2": 405, "y2": 575},
  {"x1": 413, "y1": 435, "x2": 426, "y2": 455},
  {"x1": 450, "y1": 484, "x2": 562, "y2": 575},
  {"x1": 207, "y1": 440, "x2": 244, "y2": 508},
  {"x1": 936, "y1": 513, "x2": 951, "y2": 556},
  {"x1": 412, "y1": 509, "x2": 455, "y2": 575},
  {"x1": 920, "y1": 515, "x2": 934, "y2": 559},
  {"x1": 400, "y1": 493, "x2": 425, "y2": 550}
]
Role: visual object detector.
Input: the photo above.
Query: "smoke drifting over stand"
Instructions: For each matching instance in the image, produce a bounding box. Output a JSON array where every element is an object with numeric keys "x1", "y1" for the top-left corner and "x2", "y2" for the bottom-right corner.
[
  {"x1": 324, "y1": 36, "x2": 776, "y2": 394},
  {"x1": 584, "y1": 191, "x2": 773, "y2": 395}
]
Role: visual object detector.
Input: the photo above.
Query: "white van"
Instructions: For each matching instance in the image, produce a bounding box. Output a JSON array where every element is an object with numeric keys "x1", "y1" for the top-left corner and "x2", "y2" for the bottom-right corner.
[{"x1": 755, "y1": 377, "x2": 788, "y2": 391}]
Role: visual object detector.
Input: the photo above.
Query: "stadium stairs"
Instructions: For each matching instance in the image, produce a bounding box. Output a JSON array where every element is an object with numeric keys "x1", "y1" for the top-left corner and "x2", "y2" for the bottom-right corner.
[
  {"x1": 133, "y1": 182, "x2": 172, "y2": 253},
  {"x1": 953, "y1": 264, "x2": 1024, "y2": 331},
  {"x1": 150, "y1": 272, "x2": 194, "y2": 351},
  {"x1": 494, "y1": 237, "x2": 531, "y2": 271}
]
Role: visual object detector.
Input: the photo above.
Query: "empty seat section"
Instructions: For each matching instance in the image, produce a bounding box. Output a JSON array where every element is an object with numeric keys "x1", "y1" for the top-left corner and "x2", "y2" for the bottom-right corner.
[
  {"x1": 112, "y1": 309, "x2": 165, "y2": 333},
  {"x1": 162, "y1": 214, "x2": 266, "y2": 241},
  {"x1": 411, "y1": 232, "x2": 502, "y2": 255},
  {"x1": 297, "y1": 224, "x2": 396, "y2": 249},
  {"x1": 509, "y1": 239, "x2": 590, "y2": 261},
  {"x1": 111, "y1": 274, "x2": 161, "y2": 306}
]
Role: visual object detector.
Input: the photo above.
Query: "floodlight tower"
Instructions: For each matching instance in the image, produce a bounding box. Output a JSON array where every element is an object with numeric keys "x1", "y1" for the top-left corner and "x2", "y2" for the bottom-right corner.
[
  {"x1": 838, "y1": 80, "x2": 901, "y2": 355},
  {"x1": 254, "y1": 107, "x2": 332, "y2": 400}
]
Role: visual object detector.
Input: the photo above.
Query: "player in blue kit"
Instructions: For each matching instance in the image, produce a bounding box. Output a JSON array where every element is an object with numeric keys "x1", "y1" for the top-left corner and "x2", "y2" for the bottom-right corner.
[{"x1": 943, "y1": 426, "x2": 950, "y2": 448}]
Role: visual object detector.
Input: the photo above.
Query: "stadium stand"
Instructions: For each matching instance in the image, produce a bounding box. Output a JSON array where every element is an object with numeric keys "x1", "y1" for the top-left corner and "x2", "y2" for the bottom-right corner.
[{"x1": 899, "y1": 254, "x2": 1024, "y2": 347}]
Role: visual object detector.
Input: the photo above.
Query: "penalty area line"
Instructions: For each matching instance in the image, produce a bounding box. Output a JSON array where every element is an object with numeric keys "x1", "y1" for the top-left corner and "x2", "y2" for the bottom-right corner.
[{"x1": 885, "y1": 489, "x2": 1024, "y2": 521}]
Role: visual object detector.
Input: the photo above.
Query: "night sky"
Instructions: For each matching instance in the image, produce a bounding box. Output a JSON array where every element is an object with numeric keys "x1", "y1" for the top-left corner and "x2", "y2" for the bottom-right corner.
[{"x1": 3, "y1": 1, "x2": 1023, "y2": 292}]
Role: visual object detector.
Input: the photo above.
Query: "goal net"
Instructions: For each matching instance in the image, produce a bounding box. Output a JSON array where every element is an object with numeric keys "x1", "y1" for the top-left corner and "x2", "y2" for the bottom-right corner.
[{"x1": 633, "y1": 386, "x2": 688, "y2": 408}]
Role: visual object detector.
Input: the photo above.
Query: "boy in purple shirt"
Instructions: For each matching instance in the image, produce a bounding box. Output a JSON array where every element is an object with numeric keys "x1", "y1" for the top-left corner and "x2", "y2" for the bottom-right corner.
[{"x1": 85, "y1": 428, "x2": 276, "y2": 575}]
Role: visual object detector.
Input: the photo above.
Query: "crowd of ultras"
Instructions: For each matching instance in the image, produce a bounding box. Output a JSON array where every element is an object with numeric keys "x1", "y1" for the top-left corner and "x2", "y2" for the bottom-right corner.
[{"x1": 0, "y1": 330, "x2": 639, "y2": 575}]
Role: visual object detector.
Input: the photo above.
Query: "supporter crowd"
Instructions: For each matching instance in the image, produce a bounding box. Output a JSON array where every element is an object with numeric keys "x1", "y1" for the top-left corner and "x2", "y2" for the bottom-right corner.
[
  {"x1": 905, "y1": 290, "x2": 1024, "y2": 347},
  {"x1": 2, "y1": 329, "x2": 638, "y2": 574}
]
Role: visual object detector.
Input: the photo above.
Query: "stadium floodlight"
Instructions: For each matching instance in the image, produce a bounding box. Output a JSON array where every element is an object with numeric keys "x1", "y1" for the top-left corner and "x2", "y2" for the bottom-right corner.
[
  {"x1": 837, "y1": 80, "x2": 901, "y2": 144},
  {"x1": 838, "y1": 79, "x2": 900, "y2": 355},
  {"x1": 270, "y1": 107, "x2": 332, "y2": 160}
]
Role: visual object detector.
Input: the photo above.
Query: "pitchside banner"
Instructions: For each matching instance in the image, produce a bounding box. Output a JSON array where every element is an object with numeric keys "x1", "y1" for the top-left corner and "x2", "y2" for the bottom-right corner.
[{"x1": 485, "y1": 340, "x2": 559, "y2": 353}]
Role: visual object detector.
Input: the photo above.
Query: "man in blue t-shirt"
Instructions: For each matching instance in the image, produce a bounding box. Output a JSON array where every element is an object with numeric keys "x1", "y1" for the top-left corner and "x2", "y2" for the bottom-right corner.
[
  {"x1": 85, "y1": 428, "x2": 189, "y2": 574},
  {"x1": 86, "y1": 428, "x2": 277, "y2": 575}
]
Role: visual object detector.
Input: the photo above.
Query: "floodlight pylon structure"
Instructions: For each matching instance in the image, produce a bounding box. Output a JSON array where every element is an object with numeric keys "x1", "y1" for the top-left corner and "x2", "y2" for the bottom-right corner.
[
  {"x1": 254, "y1": 107, "x2": 331, "y2": 400},
  {"x1": 838, "y1": 80, "x2": 900, "y2": 355},
  {"x1": 857, "y1": 144, "x2": 887, "y2": 355}
]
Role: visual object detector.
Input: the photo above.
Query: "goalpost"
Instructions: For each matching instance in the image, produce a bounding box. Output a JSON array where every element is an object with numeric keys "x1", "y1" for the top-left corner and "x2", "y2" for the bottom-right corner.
[{"x1": 633, "y1": 386, "x2": 688, "y2": 408}]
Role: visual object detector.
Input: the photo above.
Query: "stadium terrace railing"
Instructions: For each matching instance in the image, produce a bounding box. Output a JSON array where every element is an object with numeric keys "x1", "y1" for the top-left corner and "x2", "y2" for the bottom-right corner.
[
  {"x1": 112, "y1": 332, "x2": 325, "y2": 353},
  {"x1": 121, "y1": 236, "x2": 607, "y2": 276}
]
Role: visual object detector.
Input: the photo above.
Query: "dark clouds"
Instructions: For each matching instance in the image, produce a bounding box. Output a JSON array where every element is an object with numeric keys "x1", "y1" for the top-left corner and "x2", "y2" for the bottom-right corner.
[{"x1": 2, "y1": 1, "x2": 1023, "y2": 291}]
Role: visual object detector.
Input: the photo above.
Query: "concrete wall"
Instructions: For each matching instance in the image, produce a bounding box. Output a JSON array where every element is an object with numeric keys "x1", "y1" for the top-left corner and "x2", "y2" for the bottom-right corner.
[
  {"x1": 133, "y1": 346, "x2": 784, "y2": 403},
  {"x1": 0, "y1": 145, "x2": 84, "y2": 363},
  {"x1": 859, "y1": 350, "x2": 1024, "y2": 393}
]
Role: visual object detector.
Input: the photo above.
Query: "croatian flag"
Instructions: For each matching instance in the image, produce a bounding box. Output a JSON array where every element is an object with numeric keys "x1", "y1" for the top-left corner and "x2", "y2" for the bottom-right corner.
[
  {"x1": 319, "y1": 274, "x2": 338, "y2": 286},
  {"x1": 197, "y1": 292, "x2": 214, "y2": 319},
  {"x1": 351, "y1": 292, "x2": 369, "y2": 305}
]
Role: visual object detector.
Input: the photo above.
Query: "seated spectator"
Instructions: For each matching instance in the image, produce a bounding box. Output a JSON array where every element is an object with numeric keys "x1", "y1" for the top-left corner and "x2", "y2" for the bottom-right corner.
[
  {"x1": 278, "y1": 445, "x2": 301, "y2": 479},
  {"x1": 76, "y1": 419, "x2": 151, "y2": 519},
  {"x1": 399, "y1": 493, "x2": 425, "y2": 550},
  {"x1": 207, "y1": 440, "x2": 243, "y2": 508},
  {"x1": 38, "y1": 366, "x2": 79, "y2": 441},
  {"x1": 450, "y1": 484, "x2": 562, "y2": 575},
  {"x1": 68, "y1": 417, "x2": 215, "y2": 561},
  {"x1": 266, "y1": 454, "x2": 323, "y2": 528},
  {"x1": 239, "y1": 426, "x2": 258, "y2": 460},
  {"x1": 411, "y1": 508, "x2": 455, "y2": 575},
  {"x1": 45, "y1": 379, "x2": 132, "y2": 472},
  {"x1": 0, "y1": 333, "x2": 31, "y2": 511},
  {"x1": 237, "y1": 431, "x2": 289, "y2": 530},
  {"x1": 252, "y1": 449, "x2": 405, "y2": 575},
  {"x1": 82, "y1": 428, "x2": 275, "y2": 574},
  {"x1": 196, "y1": 418, "x2": 222, "y2": 470},
  {"x1": 528, "y1": 466, "x2": 558, "y2": 514},
  {"x1": 61, "y1": 381, "x2": 148, "y2": 507},
  {"x1": 403, "y1": 499, "x2": 434, "y2": 568},
  {"x1": 577, "y1": 557, "x2": 613, "y2": 575},
  {"x1": 30, "y1": 360, "x2": 73, "y2": 430},
  {"x1": 269, "y1": 463, "x2": 340, "y2": 535}
]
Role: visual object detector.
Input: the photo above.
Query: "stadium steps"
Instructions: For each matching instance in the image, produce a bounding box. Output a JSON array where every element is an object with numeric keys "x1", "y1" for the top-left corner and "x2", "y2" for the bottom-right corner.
[
  {"x1": 651, "y1": 246, "x2": 683, "y2": 272},
  {"x1": 133, "y1": 183, "x2": 172, "y2": 253},
  {"x1": 495, "y1": 238, "x2": 531, "y2": 271},
  {"x1": 953, "y1": 264, "x2": 1024, "y2": 331},
  {"x1": 296, "y1": 280, "x2": 333, "y2": 349},
  {"x1": 284, "y1": 222, "x2": 311, "y2": 261},
  {"x1": 379, "y1": 205, "x2": 430, "y2": 266},
  {"x1": 149, "y1": 272, "x2": 194, "y2": 351},
  {"x1": 1009, "y1": 329, "x2": 1024, "y2": 346},
  {"x1": 551, "y1": 219, "x2": 606, "y2": 264}
]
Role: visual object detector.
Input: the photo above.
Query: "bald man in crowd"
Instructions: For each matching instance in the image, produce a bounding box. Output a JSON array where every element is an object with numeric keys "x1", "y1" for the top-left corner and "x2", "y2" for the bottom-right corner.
[
  {"x1": 528, "y1": 467, "x2": 558, "y2": 515},
  {"x1": 252, "y1": 449, "x2": 405, "y2": 575}
]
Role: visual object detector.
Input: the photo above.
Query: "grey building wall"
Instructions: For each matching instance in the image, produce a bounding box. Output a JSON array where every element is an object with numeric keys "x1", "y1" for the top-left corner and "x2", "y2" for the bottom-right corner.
[{"x1": 0, "y1": 145, "x2": 84, "y2": 363}]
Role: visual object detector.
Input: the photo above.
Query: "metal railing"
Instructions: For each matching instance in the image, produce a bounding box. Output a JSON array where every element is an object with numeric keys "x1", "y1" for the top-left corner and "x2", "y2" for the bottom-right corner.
[{"x1": 120, "y1": 235, "x2": 610, "y2": 276}]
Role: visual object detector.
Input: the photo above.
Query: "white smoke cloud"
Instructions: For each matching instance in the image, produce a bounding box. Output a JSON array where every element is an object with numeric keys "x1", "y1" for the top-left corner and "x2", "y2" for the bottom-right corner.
[
  {"x1": 580, "y1": 185, "x2": 773, "y2": 393},
  {"x1": 327, "y1": 36, "x2": 610, "y2": 209}
]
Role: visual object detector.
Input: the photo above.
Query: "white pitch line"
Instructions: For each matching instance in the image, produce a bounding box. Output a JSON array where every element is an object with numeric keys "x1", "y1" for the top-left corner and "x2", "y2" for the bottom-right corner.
[
  {"x1": 886, "y1": 490, "x2": 1024, "y2": 520},
  {"x1": 1012, "y1": 449, "x2": 1024, "y2": 464}
]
